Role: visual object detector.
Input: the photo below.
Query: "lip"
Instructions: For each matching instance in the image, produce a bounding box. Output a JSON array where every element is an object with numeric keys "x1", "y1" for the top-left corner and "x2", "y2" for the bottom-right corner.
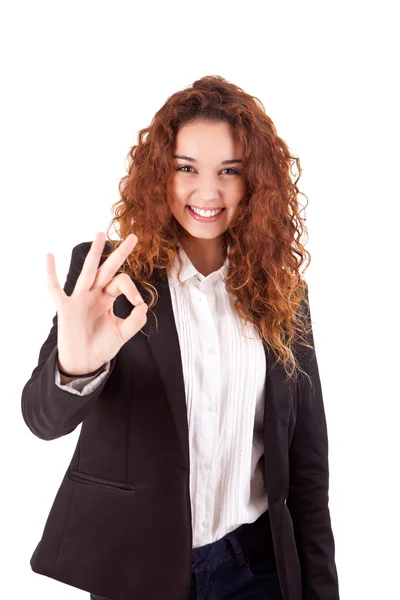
[
  {"x1": 188, "y1": 205, "x2": 224, "y2": 210},
  {"x1": 186, "y1": 205, "x2": 226, "y2": 223}
]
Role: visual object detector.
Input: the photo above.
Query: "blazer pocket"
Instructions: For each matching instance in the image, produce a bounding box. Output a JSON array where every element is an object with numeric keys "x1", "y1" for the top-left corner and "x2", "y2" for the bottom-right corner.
[{"x1": 67, "y1": 469, "x2": 136, "y2": 493}]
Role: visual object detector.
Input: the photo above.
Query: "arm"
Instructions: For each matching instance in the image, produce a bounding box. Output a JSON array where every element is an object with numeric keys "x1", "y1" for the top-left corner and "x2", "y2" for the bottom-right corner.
[
  {"x1": 286, "y1": 284, "x2": 340, "y2": 600},
  {"x1": 21, "y1": 241, "x2": 116, "y2": 441}
]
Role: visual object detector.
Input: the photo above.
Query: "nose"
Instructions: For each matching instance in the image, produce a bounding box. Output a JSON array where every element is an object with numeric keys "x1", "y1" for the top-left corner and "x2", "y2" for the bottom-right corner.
[{"x1": 194, "y1": 173, "x2": 221, "y2": 201}]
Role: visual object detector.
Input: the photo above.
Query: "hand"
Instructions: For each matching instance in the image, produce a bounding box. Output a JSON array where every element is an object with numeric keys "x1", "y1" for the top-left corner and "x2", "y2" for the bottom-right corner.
[{"x1": 46, "y1": 232, "x2": 148, "y2": 375}]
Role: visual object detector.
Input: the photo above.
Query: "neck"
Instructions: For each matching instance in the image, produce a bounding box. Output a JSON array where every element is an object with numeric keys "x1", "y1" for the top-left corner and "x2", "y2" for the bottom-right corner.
[{"x1": 179, "y1": 236, "x2": 226, "y2": 277}]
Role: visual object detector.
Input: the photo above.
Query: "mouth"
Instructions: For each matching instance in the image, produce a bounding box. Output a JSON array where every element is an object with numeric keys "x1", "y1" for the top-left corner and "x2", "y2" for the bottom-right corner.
[{"x1": 186, "y1": 205, "x2": 226, "y2": 223}]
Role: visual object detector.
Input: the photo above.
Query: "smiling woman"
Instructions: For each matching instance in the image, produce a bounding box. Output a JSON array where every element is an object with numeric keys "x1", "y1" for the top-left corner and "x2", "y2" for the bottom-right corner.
[{"x1": 23, "y1": 74, "x2": 340, "y2": 600}]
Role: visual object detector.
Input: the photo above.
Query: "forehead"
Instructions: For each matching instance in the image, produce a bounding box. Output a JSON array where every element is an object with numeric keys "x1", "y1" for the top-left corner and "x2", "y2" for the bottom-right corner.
[{"x1": 174, "y1": 119, "x2": 242, "y2": 160}]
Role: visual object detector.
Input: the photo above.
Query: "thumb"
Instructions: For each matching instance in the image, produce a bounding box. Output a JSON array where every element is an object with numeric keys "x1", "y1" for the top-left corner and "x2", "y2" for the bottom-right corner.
[{"x1": 118, "y1": 302, "x2": 148, "y2": 343}]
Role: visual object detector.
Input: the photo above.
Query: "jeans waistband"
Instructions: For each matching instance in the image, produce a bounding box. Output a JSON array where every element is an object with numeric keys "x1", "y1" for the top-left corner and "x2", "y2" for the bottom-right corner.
[{"x1": 191, "y1": 510, "x2": 272, "y2": 573}]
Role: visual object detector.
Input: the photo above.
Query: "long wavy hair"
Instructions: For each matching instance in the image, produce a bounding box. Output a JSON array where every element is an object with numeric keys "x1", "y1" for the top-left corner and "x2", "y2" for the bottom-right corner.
[{"x1": 103, "y1": 75, "x2": 314, "y2": 387}]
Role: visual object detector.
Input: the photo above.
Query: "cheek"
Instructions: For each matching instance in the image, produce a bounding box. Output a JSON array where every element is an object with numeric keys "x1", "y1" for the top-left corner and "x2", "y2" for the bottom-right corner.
[
  {"x1": 235, "y1": 179, "x2": 246, "y2": 198},
  {"x1": 169, "y1": 180, "x2": 188, "y2": 208}
]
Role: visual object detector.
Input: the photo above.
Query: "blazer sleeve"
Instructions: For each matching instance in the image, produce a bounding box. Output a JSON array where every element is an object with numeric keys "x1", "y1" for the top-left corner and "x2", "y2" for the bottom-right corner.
[
  {"x1": 286, "y1": 284, "x2": 340, "y2": 600},
  {"x1": 21, "y1": 241, "x2": 117, "y2": 441},
  {"x1": 54, "y1": 360, "x2": 112, "y2": 395}
]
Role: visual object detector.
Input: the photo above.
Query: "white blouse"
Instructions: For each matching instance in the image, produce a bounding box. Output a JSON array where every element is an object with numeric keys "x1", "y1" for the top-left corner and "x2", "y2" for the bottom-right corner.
[{"x1": 55, "y1": 244, "x2": 269, "y2": 548}]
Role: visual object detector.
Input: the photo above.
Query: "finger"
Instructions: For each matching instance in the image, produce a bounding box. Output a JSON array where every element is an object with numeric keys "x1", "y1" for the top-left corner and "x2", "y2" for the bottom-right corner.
[
  {"x1": 73, "y1": 232, "x2": 137, "y2": 294},
  {"x1": 103, "y1": 272, "x2": 145, "y2": 307},
  {"x1": 92, "y1": 234, "x2": 138, "y2": 291},
  {"x1": 46, "y1": 252, "x2": 67, "y2": 308},
  {"x1": 73, "y1": 232, "x2": 110, "y2": 294},
  {"x1": 117, "y1": 302, "x2": 148, "y2": 345}
]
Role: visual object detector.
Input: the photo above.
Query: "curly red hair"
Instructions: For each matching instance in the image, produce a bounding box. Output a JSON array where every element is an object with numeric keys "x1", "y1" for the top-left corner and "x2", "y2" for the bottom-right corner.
[{"x1": 103, "y1": 75, "x2": 314, "y2": 385}]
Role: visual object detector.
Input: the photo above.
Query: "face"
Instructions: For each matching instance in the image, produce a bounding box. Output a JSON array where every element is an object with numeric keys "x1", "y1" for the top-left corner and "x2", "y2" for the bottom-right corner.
[{"x1": 168, "y1": 119, "x2": 246, "y2": 242}]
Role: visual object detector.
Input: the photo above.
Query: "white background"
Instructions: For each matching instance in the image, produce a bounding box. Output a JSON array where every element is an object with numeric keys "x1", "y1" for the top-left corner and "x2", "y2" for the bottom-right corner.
[{"x1": 1, "y1": 1, "x2": 398, "y2": 598}]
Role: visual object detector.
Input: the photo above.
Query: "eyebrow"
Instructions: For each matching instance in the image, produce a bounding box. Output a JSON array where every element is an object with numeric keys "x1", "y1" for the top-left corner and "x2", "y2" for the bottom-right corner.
[{"x1": 173, "y1": 154, "x2": 243, "y2": 165}]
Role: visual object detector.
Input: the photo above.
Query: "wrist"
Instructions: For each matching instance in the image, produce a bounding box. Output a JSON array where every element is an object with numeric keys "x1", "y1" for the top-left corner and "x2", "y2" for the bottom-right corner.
[{"x1": 57, "y1": 358, "x2": 105, "y2": 379}]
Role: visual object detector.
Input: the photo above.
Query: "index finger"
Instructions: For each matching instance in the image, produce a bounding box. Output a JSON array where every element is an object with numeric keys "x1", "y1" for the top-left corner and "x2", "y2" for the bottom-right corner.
[
  {"x1": 74, "y1": 233, "x2": 138, "y2": 294},
  {"x1": 93, "y1": 233, "x2": 138, "y2": 290}
]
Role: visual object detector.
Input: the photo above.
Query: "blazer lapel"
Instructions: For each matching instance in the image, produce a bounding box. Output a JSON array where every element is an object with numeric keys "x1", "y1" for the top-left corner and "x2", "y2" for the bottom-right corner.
[
  {"x1": 138, "y1": 268, "x2": 190, "y2": 470},
  {"x1": 262, "y1": 346, "x2": 295, "y2": 504}
]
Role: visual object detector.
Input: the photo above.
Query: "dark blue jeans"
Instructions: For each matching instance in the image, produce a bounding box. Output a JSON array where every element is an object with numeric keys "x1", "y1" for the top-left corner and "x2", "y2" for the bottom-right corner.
[{"x1": 90, "y1": 509, "x2": 283, "y2": 599}]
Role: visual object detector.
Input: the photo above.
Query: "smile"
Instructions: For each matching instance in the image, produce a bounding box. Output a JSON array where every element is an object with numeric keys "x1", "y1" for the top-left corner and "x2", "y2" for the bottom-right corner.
[{"x1": 186, "y1": 205, "x2": 226, "y2": 223}]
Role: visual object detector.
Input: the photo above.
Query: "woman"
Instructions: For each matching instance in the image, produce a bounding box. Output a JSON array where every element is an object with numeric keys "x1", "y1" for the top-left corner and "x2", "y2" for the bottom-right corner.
[{"x1": 22, "y1": 75, "x2": 340, "y2": 600}]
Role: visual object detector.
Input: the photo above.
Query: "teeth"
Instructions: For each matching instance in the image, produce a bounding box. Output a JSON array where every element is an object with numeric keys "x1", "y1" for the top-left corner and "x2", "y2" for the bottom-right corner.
[{"x1": 189, "y1": 206, "x2": 223, "y2": 217}]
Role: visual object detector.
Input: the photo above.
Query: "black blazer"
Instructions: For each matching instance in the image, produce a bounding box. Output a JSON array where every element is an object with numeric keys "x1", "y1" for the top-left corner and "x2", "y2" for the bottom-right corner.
[{"x1": 21, "y1": 240, "x2": 340, "y2": 600}]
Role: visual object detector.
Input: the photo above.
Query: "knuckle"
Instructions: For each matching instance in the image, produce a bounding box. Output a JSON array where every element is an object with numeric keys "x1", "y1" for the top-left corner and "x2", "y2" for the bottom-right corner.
[{"x1": 118, "y1": 272, "x2": 132, "y2": 285}]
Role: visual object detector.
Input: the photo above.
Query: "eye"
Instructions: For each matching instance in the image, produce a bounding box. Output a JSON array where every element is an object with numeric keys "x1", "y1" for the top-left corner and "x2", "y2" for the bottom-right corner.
[
  {"x1": 175, "y1": 165, "x2": 241, "y2": 175},
  {"x1": 222, "y1": 168, "x2": 241, "y2": 175},
  {"x1": 176, "y1": 165, "x2": 194, "y2": 173}
]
